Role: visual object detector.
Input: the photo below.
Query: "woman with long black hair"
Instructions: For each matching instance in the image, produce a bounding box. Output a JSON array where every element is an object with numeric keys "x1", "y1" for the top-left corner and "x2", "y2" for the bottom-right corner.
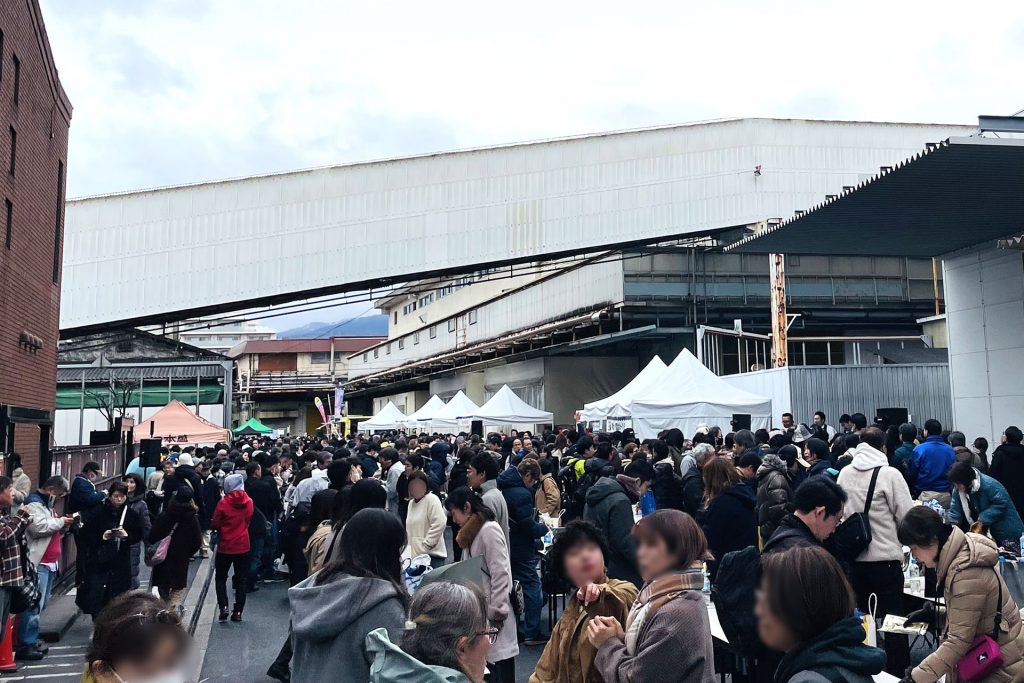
[{"x1": 288, "y1": 507, "x2": 408, "y2": 682}]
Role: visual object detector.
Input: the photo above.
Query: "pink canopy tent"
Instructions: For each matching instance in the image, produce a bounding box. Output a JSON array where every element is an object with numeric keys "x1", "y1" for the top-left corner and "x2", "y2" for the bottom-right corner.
[{"x1": 135, "y1": 400, "x2": 230, "y2": 445}]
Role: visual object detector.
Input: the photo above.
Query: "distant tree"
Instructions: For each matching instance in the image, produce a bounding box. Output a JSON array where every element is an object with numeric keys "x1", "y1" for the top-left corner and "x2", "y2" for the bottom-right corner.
[{"x1": 83, "y1": 378, "x2": 136, "y2": 430}]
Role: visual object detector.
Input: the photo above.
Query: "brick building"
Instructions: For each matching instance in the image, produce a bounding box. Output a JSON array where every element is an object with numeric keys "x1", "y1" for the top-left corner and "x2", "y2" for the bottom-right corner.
[{"x1": 0, "y1": 1, "x2": 72, "y2": 483}]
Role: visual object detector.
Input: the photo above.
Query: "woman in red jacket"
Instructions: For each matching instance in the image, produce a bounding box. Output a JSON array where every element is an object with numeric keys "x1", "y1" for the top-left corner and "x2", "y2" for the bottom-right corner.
[{"x1": 211, "y1": 473, "x2": 253, "y2": 622}]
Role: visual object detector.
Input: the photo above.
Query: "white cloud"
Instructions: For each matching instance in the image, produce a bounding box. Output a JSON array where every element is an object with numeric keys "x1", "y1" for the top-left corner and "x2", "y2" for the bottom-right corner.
[{"x1": 40, "y1": 0, "x2": 1024, "y2": 199}]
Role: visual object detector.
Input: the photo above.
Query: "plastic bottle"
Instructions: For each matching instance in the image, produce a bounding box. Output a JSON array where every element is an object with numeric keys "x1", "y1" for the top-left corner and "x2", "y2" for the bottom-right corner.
[
  {"x1": 907, "y1": 557, "x2": 919, "y2": 579},
  {"x1": 702, "y1": 562, "x2": 711, "y2": 593},
  {"x1": 640, "y1": 490, "x2": 656, "y2": 517}
]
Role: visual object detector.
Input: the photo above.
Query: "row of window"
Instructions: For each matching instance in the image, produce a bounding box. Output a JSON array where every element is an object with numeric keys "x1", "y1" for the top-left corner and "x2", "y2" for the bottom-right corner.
[
  {"x1": 364, "y1": 310, "x2": 479, "y2": 362},
  {"x1": 399, "y1": 268, "x2": 505, "y2": 319},
  {"x1": 2, "y1": 160, "x2": 66, "y2": 284},
  {"x1": 0, "y1": 31, "x2": 22, "y2": 107}
]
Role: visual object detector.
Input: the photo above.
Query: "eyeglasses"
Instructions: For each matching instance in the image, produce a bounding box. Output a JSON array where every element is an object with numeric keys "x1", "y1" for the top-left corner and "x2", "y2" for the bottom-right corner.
[{"x1": 477, "y1": 627, "x2": 500, "y2": 644}]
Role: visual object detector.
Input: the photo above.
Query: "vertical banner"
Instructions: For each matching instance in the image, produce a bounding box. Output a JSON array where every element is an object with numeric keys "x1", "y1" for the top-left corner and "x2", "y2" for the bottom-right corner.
[
  {"x1": 314, "y1": 396, "x2": 328, "y2": 425},
  {"x1": 334, "y1": 388, "x2": 344, "y2": 417}
]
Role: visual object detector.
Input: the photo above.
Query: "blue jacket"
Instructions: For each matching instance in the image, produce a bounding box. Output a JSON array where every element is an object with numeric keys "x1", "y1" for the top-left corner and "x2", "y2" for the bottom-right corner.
[
  {"x1": 66, "y1": 473, "x2": 105, "y2": 514},
  {"x1": 949, "y1": 471, "x2": 1024, "y2": 545},
  {"x1": 496, "y1": 467, "x2": 547, "y2": 561},
  {"x1": 911, "y1": 436, "x2": 955, "y2": 495}
]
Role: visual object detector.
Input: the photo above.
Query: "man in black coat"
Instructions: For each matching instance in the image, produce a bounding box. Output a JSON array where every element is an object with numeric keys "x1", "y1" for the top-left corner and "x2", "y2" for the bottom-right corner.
[
  {"x1": 763, "y1": 477, "x2": 846, "y2": 555},
  {"x1": 990, "y1": 426, "x2": 1024, "y2": 520}
]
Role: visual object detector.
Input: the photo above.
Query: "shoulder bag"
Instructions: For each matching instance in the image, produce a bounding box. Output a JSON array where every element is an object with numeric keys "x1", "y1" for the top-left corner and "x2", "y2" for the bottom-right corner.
[
  {"x1": 828, "y1": 467, "x2": 881, "y2": 563},
  {"x1": 957, "y1": 568, "x2": 1005, "y2": 681},
  {"x1": 145, "y1": 522, "x2": 178, "y2": 567}
]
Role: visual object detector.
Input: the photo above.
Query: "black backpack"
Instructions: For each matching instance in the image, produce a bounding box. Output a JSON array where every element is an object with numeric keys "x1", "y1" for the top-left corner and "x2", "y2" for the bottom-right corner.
[
  {"x1": 558, "y1": 459, "x2": 582, "y2": 521},
  {"x1": 710, "y1": 545, "x2": 762, "y2": 658}
]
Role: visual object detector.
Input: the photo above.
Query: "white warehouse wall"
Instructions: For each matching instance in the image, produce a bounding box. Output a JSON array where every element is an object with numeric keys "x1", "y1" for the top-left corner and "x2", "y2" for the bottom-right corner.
[
  {"x1": 943, "y1": 246, "x2": 1024, "y2": 443},
  {"x1": 62, "y1": 118, "x2": 971, "y2": 330}
]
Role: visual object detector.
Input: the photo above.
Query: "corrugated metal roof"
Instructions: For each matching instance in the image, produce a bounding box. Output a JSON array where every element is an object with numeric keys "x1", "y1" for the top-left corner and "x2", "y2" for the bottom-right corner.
[
  {"x1": 57, "y1": 365, "x2": 225, "y2": 383},
  {"x1": 227, "y1": 338, "x2": 383, "y2": 358},
  {"x1": 726, "y1": 137, "x2": 1024, "y2": 257}
]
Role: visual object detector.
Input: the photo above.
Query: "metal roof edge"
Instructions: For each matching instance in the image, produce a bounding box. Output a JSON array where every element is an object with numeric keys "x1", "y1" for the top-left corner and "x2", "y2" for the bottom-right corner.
[{"x1": 67, "y1": 118, "x2": 973, "y2": 203}]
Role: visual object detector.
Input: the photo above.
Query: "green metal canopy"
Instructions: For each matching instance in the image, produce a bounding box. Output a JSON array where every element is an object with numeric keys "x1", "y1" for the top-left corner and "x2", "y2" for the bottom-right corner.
[{"x1": 233, "y1": 417, "x2": 274, "y2": 435}]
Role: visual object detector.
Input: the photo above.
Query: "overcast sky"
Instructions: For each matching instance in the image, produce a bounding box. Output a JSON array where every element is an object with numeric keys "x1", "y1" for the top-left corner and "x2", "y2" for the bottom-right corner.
[{"x1": 38, "y1": 0, "x2": 1024, "y2": 329}]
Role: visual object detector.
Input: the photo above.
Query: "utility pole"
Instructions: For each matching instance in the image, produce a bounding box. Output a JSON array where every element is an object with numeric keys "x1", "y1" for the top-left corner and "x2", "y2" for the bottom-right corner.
[{"x1": 770, "y1": 253, "x2": 788, "y2": 368}]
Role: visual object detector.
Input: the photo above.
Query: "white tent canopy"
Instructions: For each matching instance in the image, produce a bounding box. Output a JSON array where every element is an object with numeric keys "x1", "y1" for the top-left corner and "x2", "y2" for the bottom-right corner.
[
  {"x1": 430, "y1": 391, "x2": 480, "y2": 430},
  {"x1": 627, "y1": 349, "x2": 772, "y2": 439},
  {"x1": 580, "y1": 355, "x2": 667, "y2": 421},
  {"x1": 472, "y1": 385, "x2": 554, "y2": 425},
  {"x1": 360, "y1": 401, "x2": 408, "y2": 431},
  {"x1": 403, "y1": 395, "x2": 446, "y2": 427}
]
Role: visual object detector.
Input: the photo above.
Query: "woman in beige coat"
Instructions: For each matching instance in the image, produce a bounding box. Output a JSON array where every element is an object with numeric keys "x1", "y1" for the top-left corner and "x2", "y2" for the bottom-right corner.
[
  {"x1": 900, "y1": 506, "x2": 1024, "y2": 683},
  {"x1": 447, "y1": 486, "x2": 518, "y2": 683}
]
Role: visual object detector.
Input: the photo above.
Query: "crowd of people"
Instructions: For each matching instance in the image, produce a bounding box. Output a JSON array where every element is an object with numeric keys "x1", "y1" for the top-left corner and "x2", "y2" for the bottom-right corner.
[{"x1": 0, "y1": 409, "x2": 1022, "y2": 682}]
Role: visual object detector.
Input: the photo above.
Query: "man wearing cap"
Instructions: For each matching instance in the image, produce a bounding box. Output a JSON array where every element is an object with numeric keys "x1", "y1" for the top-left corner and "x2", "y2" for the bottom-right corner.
[{"x1": 67, "y1": 461, "x2": 105, "y2": 515}]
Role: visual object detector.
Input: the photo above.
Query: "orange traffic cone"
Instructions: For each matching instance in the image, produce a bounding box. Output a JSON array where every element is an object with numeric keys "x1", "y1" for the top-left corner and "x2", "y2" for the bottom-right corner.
[{"x1": 0, "y1": 616, "x2": 17, "y2": 672}]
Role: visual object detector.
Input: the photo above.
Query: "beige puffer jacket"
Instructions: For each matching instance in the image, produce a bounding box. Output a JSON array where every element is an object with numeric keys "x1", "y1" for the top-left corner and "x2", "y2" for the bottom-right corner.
[{"x1": 912, "y1": 527, "x2": 1024, "y2": 683}]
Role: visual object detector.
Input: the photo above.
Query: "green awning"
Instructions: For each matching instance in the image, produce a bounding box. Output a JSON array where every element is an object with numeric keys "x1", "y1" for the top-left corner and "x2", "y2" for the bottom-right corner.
[
  {"x1": 233, "y1": 417, "x2": 274, "y2": 435},
  {"x1": 56, "y1": 382, "x2": 223, "y2": 410}
]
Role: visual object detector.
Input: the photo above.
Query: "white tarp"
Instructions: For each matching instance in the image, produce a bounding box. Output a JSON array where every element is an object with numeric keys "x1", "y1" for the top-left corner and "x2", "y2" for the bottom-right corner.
[
  {"x1": 628, "y1": 349, "x2": 772, "y2": 439},
  {"x1": 431, "y1": 391, "x2": 480, "y2": 431},
  {"x1": 403, "y1": 395, "x2": 447, "y2": 428},
  {"x1": 580, "y1": 355, "x2": 667, "y2": 421},
  {"x1": 360, "y1": 401, "x2": 408, "y2": 431},
  {"x1": 472, "y1": 385, "x2": 554, "y2": 425}
]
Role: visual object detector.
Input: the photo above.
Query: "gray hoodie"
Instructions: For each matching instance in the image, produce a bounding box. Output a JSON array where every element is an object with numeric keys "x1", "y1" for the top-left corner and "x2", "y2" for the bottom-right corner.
[{"x1": 289, "y1": 573, "x2": 406, "y2": 682}]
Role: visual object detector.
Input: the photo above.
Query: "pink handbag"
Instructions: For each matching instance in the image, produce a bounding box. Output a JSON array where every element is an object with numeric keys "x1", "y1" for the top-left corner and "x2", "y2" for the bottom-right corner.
[{"x1": 956, "y1": 568, "x2": 1005, "y2": 682}]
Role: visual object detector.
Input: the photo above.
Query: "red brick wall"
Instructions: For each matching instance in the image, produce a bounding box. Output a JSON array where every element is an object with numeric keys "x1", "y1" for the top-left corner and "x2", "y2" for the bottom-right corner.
[{"x1": 0, "y1": 0, "x2": 71, "y2": 480}]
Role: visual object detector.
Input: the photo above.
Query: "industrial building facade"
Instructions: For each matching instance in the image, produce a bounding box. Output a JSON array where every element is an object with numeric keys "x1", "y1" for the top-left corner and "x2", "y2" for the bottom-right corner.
[
  {"x1": 0, "y1": 0, "x2": 71, "y2": 479},
  {"x1": 339, "y1": 119, "x2": 972, "y2": 424}
]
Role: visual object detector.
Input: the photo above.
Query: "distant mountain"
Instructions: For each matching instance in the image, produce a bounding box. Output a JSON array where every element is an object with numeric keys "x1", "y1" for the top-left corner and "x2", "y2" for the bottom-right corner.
[{"x1": 279, "y1": 314, "x2": 388, "y2": 339}]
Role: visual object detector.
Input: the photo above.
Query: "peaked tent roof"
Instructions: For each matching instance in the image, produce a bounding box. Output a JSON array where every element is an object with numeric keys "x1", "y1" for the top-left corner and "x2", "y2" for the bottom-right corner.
[
  {"x1": 581, "y1": 355, "x2": 666, "y2": 421},
  {"x1": 472, "y1": 385, "x2": 553, "y2": 424},
  {"x1": 626, "y1": 349, "x2": 772, "y2": 438},
  {"x1": 135, "y1": 400, "x2": 230, "y2": 445},
  {"x1": 431, "y1": 390, "x2": 481, "y2": 427},
  {"x1": 360, "y1": 401, "x2": 408, "y2": 431},
  {"x1": 404, "y1": 395, "x2": 447, "y2": 425},
  {"x1": 233, "y1": 417, "x2": 273, "y2": 435},
  {"x1": 628, "y1": 349, "x2": 771, "y2": 410}
]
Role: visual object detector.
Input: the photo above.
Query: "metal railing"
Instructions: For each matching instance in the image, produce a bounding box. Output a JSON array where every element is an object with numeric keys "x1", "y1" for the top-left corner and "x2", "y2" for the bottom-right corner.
[{"x1": 48, "y1": 445, "x2": 123, "y2": 593}]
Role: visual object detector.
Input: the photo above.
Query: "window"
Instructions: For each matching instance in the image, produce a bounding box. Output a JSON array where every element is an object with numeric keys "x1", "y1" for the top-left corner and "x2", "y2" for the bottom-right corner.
[
  {"x1": 115, "y1": 340, "x2": 134, "y2": 353},
  {"x1": 309, "y1": 351, "x2": 330, "y2": 365},
  {"x1": 386, "y1": 343, "x2": 392, "y2": 355},
  {"x1": 468, "y1": 309, "x2": 478, "y2": 325},
  {"x1": 393, "y1": 311, "x2": 398, "y2": 324},
  {"x1": 398, "y1": 338, "x2": 405, "y2": 350},
  {"x1": 7, "y1": 127, "x2": 14, "y2": 176},
  {"x1": 403, "y1": 302, "x2": 417, "y2": 315},
  {"x1": 373, "y1": 348, "x2": 379, "y2": 359},
  {"x1": 429, "y1": 325, "x2": 437, "y2": 339},
  {"x1": 447, "y1": 319, "x2": 456, "y2": 333},
  {"x1": 53, "y1": 162, "x2": 64, "y2": 282},
  {"x1": 418, "y1": 293, "x2": 434, "y2": 308},
  {"x1": 413, "y1": 332, "x2": 420, "y2": 345},
  {"x1": 11, "y1": 54, "x2": 19, "y2": 106},
  {"x1": 363, "y1": 353, "x2": 368, "y2": 362},
  {"x1": 4, "y1": 199, "x2": 11, "y2": 249}
]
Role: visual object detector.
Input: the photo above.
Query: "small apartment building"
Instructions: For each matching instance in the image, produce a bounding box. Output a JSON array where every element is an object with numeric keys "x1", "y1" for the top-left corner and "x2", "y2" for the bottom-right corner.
[
  {"x1": 177, "y1": 319, "x2": 277, "y2": 355},
  {"x1": 229, "y1": 337, "x2": 382, "y2": 435}
]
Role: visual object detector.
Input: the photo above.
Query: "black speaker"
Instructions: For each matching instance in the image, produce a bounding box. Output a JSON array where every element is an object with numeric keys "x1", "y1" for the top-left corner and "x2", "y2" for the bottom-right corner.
[
  {"x1": 875, "y1": 408, "x2": 910, "y2": 431},
  {"x1": 89, "y1": 430, "x2": 118, "y2": 446},
  {"x1": 139, "y1": 438, "x2": 162, "y2": 468},
  {"x1": 731, "y1": 414, "x2": 752, "y2": 431},
  {"x1": 471, "y1": 420, "x2": 484, "y2": 437}
]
